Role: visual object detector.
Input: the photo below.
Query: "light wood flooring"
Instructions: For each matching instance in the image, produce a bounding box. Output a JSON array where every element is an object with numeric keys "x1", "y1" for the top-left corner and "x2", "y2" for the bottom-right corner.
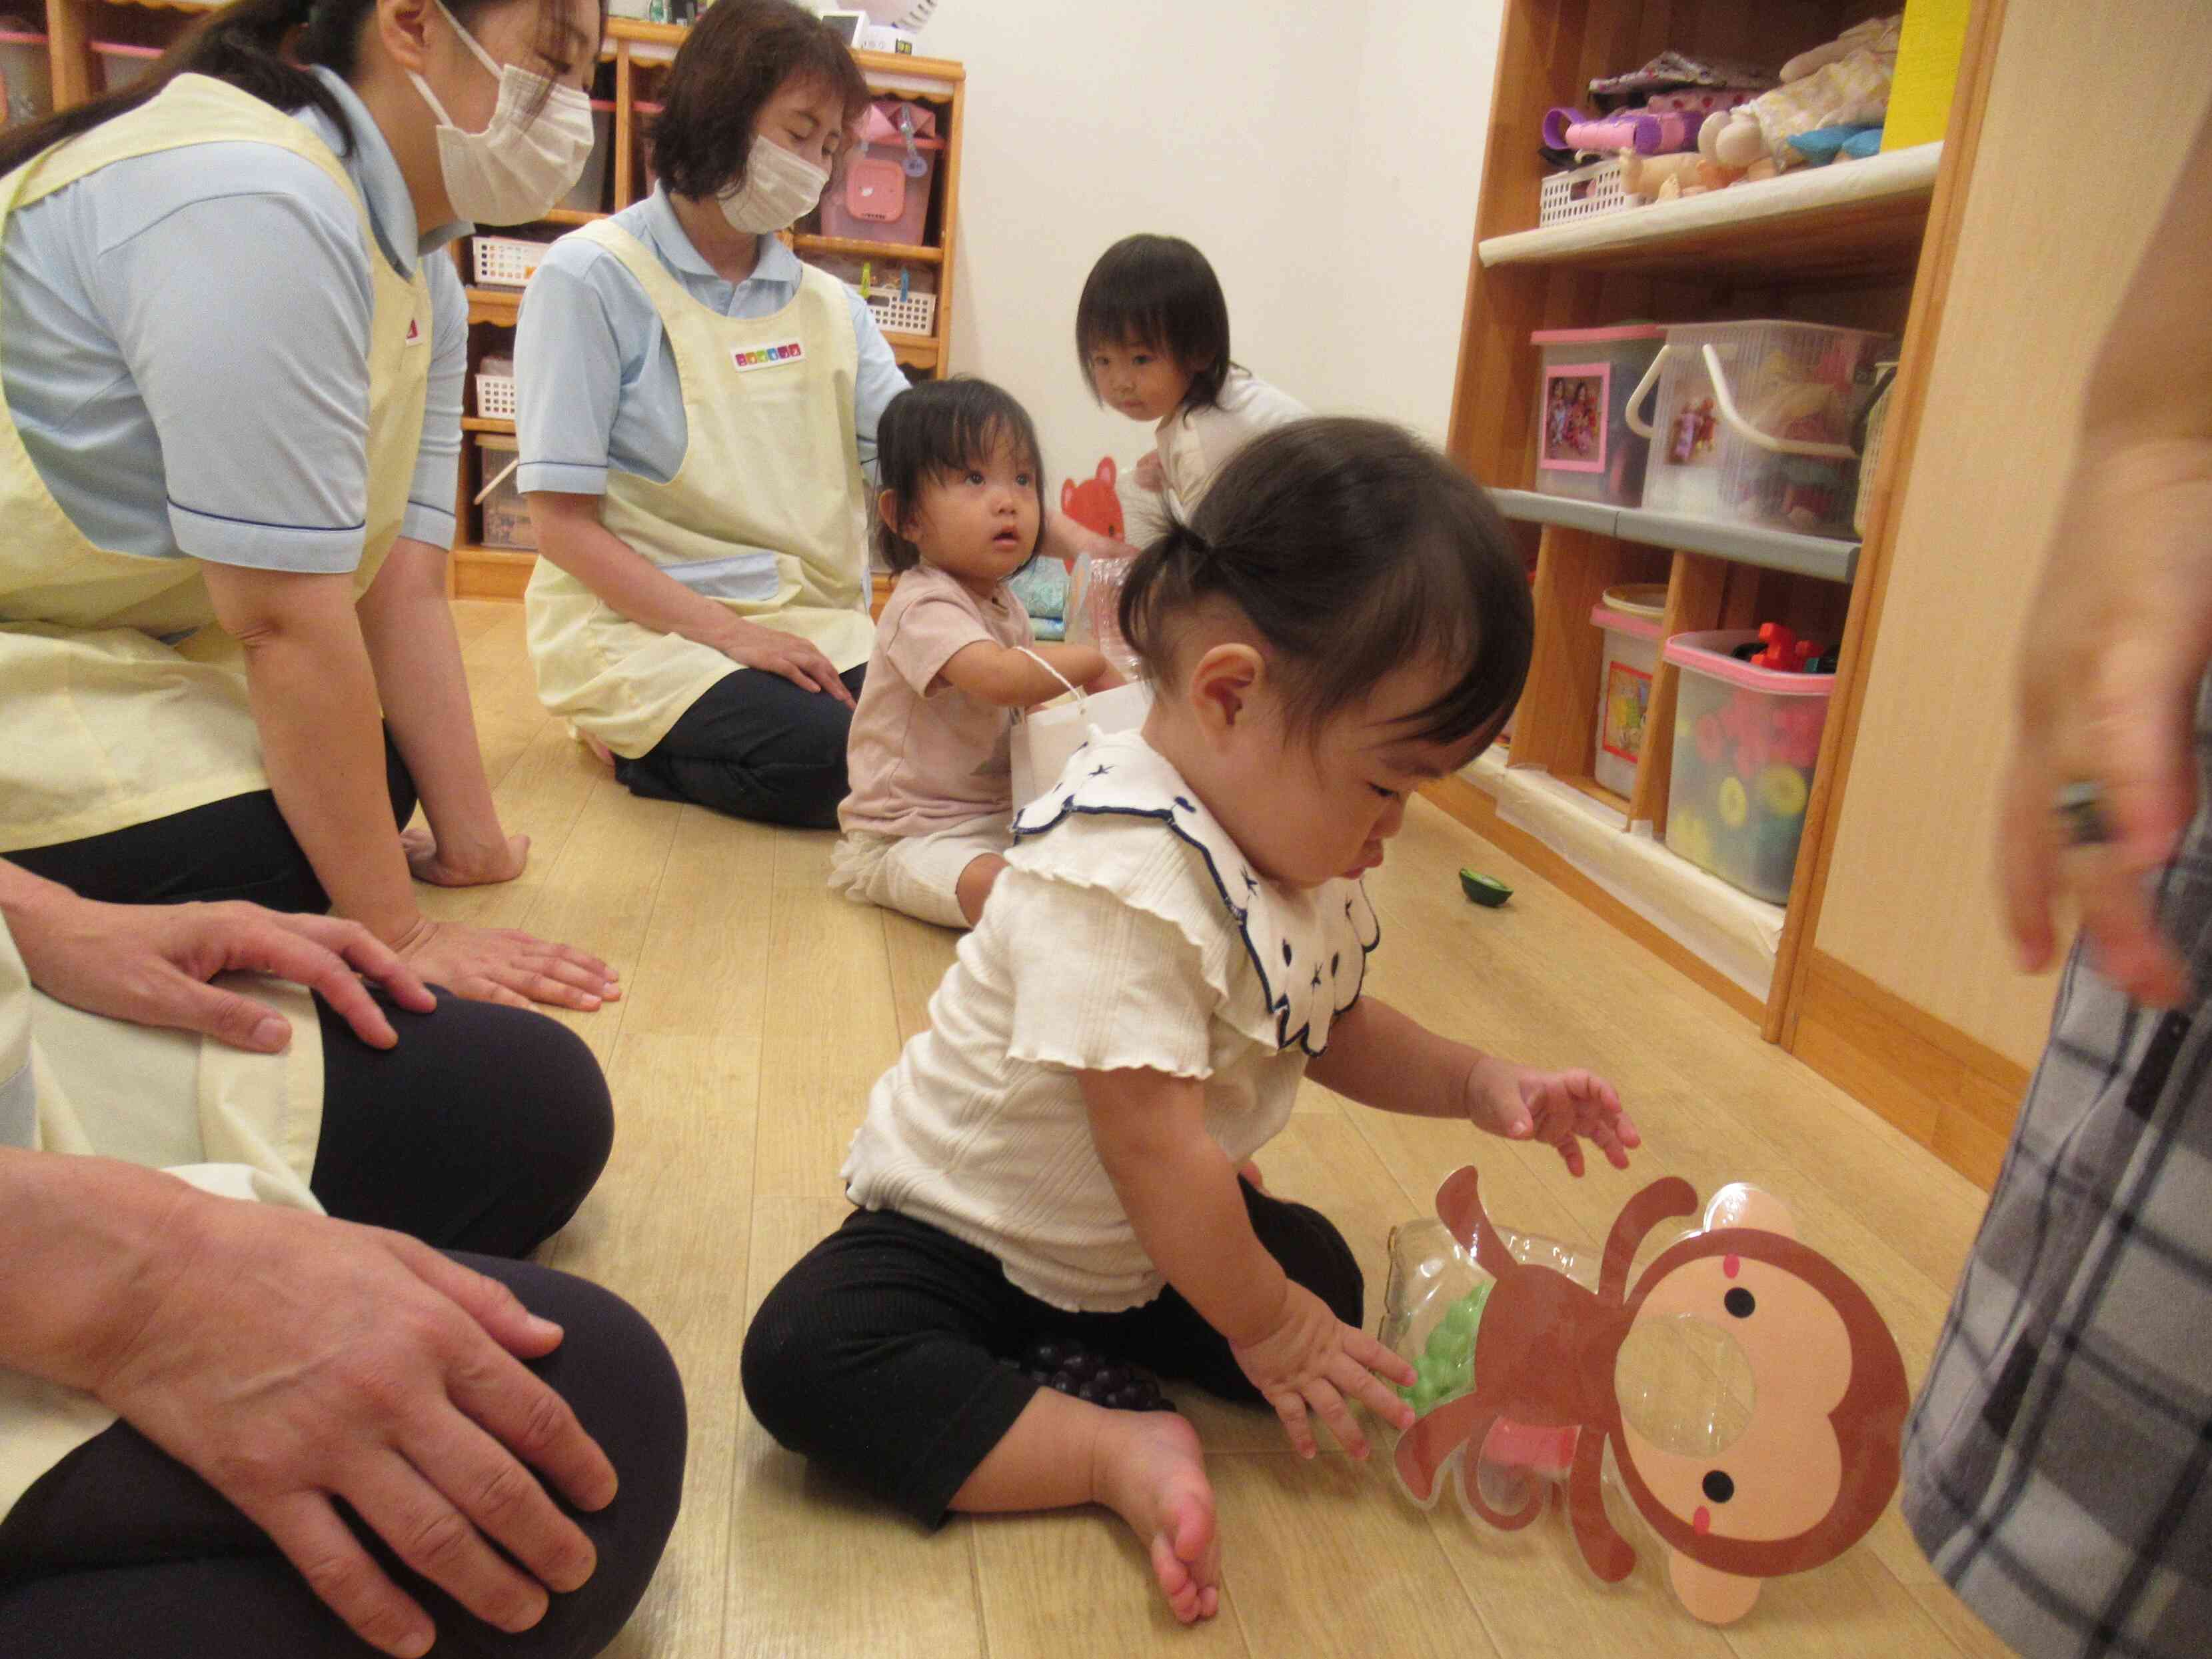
[{"x1": 427, "y1": 601, "x2": 2013, "y2": 1658}]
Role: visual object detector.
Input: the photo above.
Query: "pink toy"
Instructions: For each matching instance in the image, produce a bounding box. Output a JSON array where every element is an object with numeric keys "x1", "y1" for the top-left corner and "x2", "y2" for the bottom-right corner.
[
  {"x1": 1389, "y1": 1168, "x2": 1909, "y2": 1625},
  {"x1": 1544, "y1": 105, "x2": 1708, "y2": 156}
]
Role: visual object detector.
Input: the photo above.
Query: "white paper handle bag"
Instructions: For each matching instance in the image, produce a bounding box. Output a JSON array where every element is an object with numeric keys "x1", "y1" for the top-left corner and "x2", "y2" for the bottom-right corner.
[{"x1": 1008, "y1": 651, "x2": 1153, "y2": 809}]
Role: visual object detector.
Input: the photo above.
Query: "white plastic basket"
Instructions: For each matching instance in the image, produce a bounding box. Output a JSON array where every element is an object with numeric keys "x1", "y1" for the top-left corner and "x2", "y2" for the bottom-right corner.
[
  {"x1": 474, "y1": 373, "x2": 517, "y2": 422},
  {"x1": 851, "y1": 285, "x2": 937, "y2": 337},
  {"x1": 471, "y1": 236, "x2": 548, "y2": 288},
  {"x1": 1538, "y1": 157, "x2": 1650, "y2": 226}
]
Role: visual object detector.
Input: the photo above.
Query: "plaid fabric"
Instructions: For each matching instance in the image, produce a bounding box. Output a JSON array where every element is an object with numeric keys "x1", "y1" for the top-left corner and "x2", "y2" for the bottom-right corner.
[{"x1": 1903, "y1": 674, "x2": 2212, "y2": 1658}]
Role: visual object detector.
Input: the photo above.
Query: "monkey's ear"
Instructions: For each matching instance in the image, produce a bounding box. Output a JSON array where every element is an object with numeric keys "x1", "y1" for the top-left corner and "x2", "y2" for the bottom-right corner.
[
  {"x1": 1670, "y1": 1550, "x2": 1761, "y2": 1624},
  {"x1": 1703, "y1": 1183, "x2": 1795, "y2": 1238}
]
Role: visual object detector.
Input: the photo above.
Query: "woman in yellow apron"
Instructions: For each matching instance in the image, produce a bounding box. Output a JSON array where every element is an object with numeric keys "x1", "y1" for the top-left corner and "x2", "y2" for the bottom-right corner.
[
  {"x1": 0, "y1": 0, "x2": 618, "y2": 1012},
  {"x1": 515, "y1": 0, "x2": 894, "y2": 829},
  {"x1": 0, "y1": 864, "x2": 685, "y2": 1656}
]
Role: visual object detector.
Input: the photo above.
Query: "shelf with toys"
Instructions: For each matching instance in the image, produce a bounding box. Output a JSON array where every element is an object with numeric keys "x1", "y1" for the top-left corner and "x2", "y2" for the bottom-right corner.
[{"x1": 1432, "y1": 0, "x2": 1991, "y2": 1041}]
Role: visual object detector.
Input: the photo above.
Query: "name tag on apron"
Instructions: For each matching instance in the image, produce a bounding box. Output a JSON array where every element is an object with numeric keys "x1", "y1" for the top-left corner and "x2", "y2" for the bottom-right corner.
[{"x1": 732, "y1": 340, "x2": 806, "y2": 373}]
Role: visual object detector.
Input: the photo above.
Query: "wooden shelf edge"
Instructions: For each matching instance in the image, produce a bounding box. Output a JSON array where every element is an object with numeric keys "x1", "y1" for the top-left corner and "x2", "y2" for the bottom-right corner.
[
  {"x1": 453, "y1": 545, "x2": 535, "y2": 602},
  {"x1": 1479, "y1": 143, "x2": 1944, "y2": 272},
  {"x1": 1492, "y1": 491, "x2": 1859, "y2": 584},
  {"x1": 461, "y1": 417, "x2": 515, "y2": 434},
  {"x1": 794, "y1": 233, "x2": 942, "y2": 266}
]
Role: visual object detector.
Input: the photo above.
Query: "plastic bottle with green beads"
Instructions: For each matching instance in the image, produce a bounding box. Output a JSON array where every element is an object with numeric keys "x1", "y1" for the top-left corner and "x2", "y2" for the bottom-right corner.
[{"x1": 1400, "y1": 1280, "x2": 1492, "y2": 1416}]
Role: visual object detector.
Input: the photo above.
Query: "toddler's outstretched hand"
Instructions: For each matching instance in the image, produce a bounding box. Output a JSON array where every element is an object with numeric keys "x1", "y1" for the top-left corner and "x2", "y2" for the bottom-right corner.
[
  {"x1": 1466, "y1": 1058, "x2": 1639, "y2": 1177},
  {"x1": 1134, "y1": 451, "x2": 1166, "y2": 493},
  {"x1": 1230, "y1": 1283, "x2": 1416, "y2": 1460}
]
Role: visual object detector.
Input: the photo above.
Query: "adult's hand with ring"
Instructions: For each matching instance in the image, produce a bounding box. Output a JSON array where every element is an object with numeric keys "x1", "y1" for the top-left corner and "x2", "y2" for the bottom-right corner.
[{"x1": 1999, "y1": 436, "x2": 2212, "y2": 1008}]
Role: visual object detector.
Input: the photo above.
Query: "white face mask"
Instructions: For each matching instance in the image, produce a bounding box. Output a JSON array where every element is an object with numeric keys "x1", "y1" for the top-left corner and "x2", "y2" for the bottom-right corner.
[
  {"x1": 409, "y1": 0, "x2": 595, "y2": 225},
  {"x1": 718, "y1": 135, "x2": 831, "y2": 235}
]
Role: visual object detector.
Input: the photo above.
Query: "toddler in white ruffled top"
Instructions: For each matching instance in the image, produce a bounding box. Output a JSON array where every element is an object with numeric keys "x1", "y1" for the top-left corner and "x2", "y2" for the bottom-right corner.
[{"x1": 746, "y1": 418, "x2": 1640, "y2": 1623}]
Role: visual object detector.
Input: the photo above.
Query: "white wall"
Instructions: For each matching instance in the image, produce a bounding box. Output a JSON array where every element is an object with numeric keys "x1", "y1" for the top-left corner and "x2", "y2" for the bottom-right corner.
[{"x1": 899, "y1": 0, "x2": 1500, "y2": 497}]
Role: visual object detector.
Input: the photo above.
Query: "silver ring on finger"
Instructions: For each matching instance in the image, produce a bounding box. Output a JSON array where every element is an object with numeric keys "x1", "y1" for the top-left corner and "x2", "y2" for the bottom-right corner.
[{"x1": 2054, "y1": 779, "x2": 2115, "y2": 848}]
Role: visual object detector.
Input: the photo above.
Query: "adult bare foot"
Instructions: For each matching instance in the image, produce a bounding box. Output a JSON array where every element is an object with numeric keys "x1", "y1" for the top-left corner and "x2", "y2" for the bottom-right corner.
[{"x1": 1092, "y1": 1409, "x2": 1220, "y2": 1624}]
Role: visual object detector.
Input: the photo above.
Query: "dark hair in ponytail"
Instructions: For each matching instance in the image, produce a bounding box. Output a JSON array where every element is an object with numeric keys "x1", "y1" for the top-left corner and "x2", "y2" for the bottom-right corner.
[
  {"x1": 0, "y1": 0, "x2": 585, "y2": 177},
  {"x1": 1117, "y1": 417, "x2": 1533, "y2": 748}
]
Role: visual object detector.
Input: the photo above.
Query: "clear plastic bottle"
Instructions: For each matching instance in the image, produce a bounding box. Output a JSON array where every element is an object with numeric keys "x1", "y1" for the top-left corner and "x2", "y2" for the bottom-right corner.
[{"x1": 1066, "y1": 549, "x2": 1142, "y2": 681}]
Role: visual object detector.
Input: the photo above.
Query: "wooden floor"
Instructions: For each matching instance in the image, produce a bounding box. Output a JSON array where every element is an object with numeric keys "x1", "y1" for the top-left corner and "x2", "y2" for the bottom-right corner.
[{"x1": 429, "y1": 602, "x2": 2013, "y2": 1658}]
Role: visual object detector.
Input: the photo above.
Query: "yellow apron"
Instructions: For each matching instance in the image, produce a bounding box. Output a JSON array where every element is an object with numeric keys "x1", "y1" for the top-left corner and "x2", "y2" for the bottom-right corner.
[
  {"x1": 0, "y1": 918, "x2": 323, "y2": 1520},
  {"x1": 524, "y1": 220, "x2": 873, "y2": 758},
  {"x1": 0, "y1": 74, "x2": 433, "y2": 852}
]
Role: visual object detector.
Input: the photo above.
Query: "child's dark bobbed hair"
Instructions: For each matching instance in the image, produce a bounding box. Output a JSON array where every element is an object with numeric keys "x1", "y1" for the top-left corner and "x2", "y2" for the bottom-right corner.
[
  {"x1": 874, "y1": 377, "x2": 1048, "y2": 575},
  {"x1": 1118, "y1": 419, "x2": 1532, "y2": 748},
  {"x1": 1075, "y1": 235, "x2": 1233, "y2": 411}
]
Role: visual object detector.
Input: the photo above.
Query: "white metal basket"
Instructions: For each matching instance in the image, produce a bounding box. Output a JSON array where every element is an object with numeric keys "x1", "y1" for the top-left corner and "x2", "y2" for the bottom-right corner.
[
  {"x1": 1538, "y1": 157, "x2": 1650, "y2": 226},
  {"x1": 853, "y1": 285, "x2": 938, "y2": 337},
  {"x1": 471, "y1": 236, "x2": 548, "y2": 288},
  {"x1": 474, "y1": 373, "x2": 517, "y2": 422}
]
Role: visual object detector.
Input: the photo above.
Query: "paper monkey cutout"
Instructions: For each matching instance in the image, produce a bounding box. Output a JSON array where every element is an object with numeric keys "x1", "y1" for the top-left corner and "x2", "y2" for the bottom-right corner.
[
  {"x1": 1391, "y1": 1168, "x2": 1908, "y2": 1624},
  {"x1": 1060, "y1": 457, "x2": 1125, "y2": 545}
]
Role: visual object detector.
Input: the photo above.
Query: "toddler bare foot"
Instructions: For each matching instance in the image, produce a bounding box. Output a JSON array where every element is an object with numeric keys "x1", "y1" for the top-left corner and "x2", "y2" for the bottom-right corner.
[{"x1": 1093, "y1": 1410, "x2": 1220, "y2": 1624}]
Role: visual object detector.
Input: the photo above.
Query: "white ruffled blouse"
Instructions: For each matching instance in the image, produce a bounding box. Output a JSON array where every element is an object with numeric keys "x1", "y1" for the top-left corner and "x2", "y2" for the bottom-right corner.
[{"x1": 842, "y1": 731, "x2": 1378, "y2": 1311}]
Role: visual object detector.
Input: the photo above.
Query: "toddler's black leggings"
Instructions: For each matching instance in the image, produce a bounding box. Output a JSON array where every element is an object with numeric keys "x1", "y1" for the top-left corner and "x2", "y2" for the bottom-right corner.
[{"x1": 742, "y1": 1180, "x2": 1363, "y2": 1526}]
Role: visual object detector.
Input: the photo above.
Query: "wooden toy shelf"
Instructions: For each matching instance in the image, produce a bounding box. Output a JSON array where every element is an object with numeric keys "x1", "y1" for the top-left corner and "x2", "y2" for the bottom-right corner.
[
  {"x1": 1430, "y1": 0, "x2": 2001, "y2": 1041},
  {"x1": 9, "y1": 0, "x2": 965, "y2": 603}
]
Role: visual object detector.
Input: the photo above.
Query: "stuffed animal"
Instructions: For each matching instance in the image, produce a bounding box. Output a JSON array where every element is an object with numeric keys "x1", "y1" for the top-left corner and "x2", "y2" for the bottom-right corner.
[{"x1": 1700, "y1": 14, "x2": 1903, "y2": 173}]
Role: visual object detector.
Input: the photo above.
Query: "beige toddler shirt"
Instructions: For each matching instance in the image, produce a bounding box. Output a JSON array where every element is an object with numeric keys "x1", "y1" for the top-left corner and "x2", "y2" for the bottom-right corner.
[{"x1": 841, "y1": 564, "x2": 1034, "y2": 837}]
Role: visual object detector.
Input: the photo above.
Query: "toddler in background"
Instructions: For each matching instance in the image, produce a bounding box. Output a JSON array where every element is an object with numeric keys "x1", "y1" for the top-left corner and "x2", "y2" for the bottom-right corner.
[
  {"x1": 830, "y1": 379, "x2": 1112, "y2": 929},
  {"x1": 1077, "y1": 233, "x2": 1310, "y2": 521},
  {"x1": 750, "y1": 417, "x2": 1638, "y2": 1623}
]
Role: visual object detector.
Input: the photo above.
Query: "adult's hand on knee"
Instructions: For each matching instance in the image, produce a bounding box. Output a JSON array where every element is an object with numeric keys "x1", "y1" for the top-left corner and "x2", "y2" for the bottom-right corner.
[
  {"x1": 390, "y1": 917, "x2": 621, "y2": 1012},
  {"x1": 86, "y1": 1194, "x2": 620, "y2": 1659},
  {"x1": 4, "y1": 882, "x2": 435, "y2": 1051},
  {"x1": 710, "y1": 618, "x2": 856, "y2": 706}
]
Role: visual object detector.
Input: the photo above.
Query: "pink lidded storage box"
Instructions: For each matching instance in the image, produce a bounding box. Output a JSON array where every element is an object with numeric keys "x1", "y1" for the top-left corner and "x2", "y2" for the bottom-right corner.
[
  {"x1": 1531, "y1": 324, "x2": 1667, "y2": 507},
  {"x1": 1661, "y1": 631, "x2": 1835, "y2": 904},
  {"x1": 820, "y1": 100, "x2": 943, "y2": 247}
]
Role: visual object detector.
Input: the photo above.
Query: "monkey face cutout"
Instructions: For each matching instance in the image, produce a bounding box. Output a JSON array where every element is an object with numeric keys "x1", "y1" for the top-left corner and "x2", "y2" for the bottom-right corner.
[{"x1": 1388, "y1": 1171, "x2": 1908, "y2": 1626}]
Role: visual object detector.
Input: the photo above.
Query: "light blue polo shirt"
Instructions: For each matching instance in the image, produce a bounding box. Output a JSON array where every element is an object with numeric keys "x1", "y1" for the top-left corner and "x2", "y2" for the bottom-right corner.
[
  {"x1": 0, "y1": 67, "x2": 467, "y2": 571},
  {"x1": 513, "y1": 185, "x2": 906, "y2": 497}
]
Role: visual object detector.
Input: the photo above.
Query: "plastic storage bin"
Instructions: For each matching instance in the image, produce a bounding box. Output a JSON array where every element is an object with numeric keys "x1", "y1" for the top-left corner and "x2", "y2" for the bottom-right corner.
[
  {"x1": 820, "y1": 100, "x2": 942, "y2": 246},
  {"x1": 1537, "y1": 155, "x2": 1648, "y2": 225},
  {"x1": 1589, "y1": 583, "x2": 1666, "y2": 797},
  {"x1": 1532, "y1": 324, "x2": 1666, "y2": 506},
  {"x1": 473, "y1": 355, "x2": 515, "y2": 423},
  {"x1": 1629, "y1": 321, "x2": 1898, "y2": 539},
  {"x1": 474, "y1": 436, "x2": 535, "y2": 551},
  {"x1": 1662, "y1": 631, "x2": 1835, "y2": 904}
]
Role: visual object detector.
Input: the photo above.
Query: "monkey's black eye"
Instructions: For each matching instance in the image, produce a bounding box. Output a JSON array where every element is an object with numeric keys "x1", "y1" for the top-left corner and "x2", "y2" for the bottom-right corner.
[
  {"x1": 1724, "y1": 1288, "x2": 1755, "y2": 1319},
  {"x1": 1703, "y1": 1470, "x2": 1735, "y2": 1504}
]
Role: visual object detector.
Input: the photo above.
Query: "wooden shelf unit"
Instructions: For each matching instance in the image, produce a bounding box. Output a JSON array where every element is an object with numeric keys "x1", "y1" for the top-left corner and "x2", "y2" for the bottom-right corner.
[
  {"x1": 13, "y1": 0, "x2": 964, "y2": 600},
  {"x1": 1430, "y1": 0, "x2": 1998, "y2": 1040}
]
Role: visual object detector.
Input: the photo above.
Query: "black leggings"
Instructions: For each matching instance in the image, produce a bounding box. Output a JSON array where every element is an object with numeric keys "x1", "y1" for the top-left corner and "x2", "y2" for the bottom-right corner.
[
  {"x1": 0, "y1": 991, "x2": 644, "y2": 1654},
  {"x1": 741, "y1": 1182, "x2": 1364, "y2": 1526},
  {"x1": 9, "y1": 733, "x2": 418, "y2": 914},
  {"x1": 614, "y1": 665, "x2": 866, "y2": 830},
  {"x1": 310, "y1": 988, "x2": 614, "y2": 1257},
  {"x1": 0, "y1": 1254, "x2": 686, "y2": 1659}
]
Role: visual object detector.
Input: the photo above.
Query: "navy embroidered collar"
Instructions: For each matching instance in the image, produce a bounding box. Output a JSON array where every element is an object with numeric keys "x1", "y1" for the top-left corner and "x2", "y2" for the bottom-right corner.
[{"x1": 1014, "y1": 731, "x2": 1380, "y2": 1054}]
